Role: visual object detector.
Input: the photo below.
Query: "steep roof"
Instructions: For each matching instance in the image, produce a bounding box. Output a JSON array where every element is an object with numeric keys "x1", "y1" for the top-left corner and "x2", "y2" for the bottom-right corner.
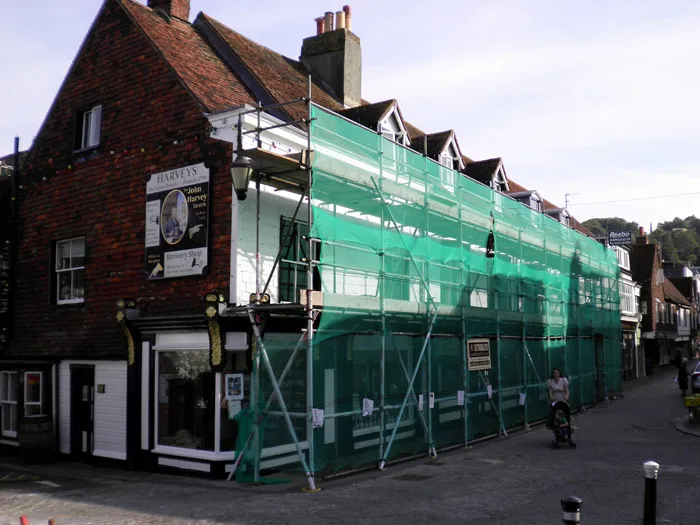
[
  {"x1": 664, "y1": 279, "x2": 691, "y2": 306},
  {"x1": 120, "y1": 0, "x2": 256, "y2": 112},
  {"x1": 339, "y1": 100, "x2": 396, "y2": 130},
  {"x1": 464, "y1": 158, "x2": 501, "y2": 185},
  {"x1": 669, "y1": 277, "x2": 693, "y2": 302},
  {"x1": 195, "y1": 13, "x2": 342, "y2": 123},
  {"x1": 409, "y1": 130, "x2": 454, "y2": 157}
]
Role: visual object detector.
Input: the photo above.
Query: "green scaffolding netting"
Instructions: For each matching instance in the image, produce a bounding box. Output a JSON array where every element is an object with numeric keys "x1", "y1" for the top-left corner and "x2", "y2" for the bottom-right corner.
[{"x1": 249, "y1": 104, "x2": 622, "y2": 477}]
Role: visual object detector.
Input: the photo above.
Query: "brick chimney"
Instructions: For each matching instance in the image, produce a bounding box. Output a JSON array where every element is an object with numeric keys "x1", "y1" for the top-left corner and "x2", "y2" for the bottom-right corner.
[
  {"x1": 300, "y1": 5, "x2": 361, "y2": 108},
  {"x1": 147, "y1": 0, "x2": 190, "y2": 21},
  {"x1": 637, "y1": 226, "x2": 649, "y2": 245}
]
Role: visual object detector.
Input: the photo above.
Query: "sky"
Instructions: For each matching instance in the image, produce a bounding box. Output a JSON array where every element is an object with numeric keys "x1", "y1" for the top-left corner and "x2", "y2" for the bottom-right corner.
[{"x1": 2, "y1": 0, "x2": 699, "y2": 228}]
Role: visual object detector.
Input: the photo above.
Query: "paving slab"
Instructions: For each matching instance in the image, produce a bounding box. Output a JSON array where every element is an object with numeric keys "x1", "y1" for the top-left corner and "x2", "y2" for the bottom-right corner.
[{"x1": 0, "y1": 370, "x2": 697, "y2": 525}]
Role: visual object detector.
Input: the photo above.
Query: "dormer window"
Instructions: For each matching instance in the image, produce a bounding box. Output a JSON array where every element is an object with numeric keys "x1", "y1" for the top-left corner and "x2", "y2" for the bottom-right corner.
[
  {"x1": 74, "y1": 104, "x2": 102, "y2": 151},
  {"x1": 440, "y1": 153, "x2": 456, "y2": 169}
]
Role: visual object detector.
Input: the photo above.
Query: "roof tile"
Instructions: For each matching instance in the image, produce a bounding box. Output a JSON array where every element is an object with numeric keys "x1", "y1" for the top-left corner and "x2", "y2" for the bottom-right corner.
[{"x1": 121, "y1": 0, "x2": 256, "y2": 112}]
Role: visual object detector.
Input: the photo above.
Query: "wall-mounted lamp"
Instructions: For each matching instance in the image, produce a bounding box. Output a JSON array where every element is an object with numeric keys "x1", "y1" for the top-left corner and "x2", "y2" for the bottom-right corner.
[
  {"x1": 231, "y1": 115, "x2": 254, "y2": 201},
  {"x1": 231, "y1": 156, "x2": 253, "y2": 201}
]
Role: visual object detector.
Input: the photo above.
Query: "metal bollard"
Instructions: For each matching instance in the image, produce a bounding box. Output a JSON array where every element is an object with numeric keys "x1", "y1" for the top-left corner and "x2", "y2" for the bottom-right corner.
[
  {"x1": 643, "y1": 461, "x2": 660, "y2": 525},
  {"x1": 561, "y1": 496, "x2": 582, "y2": 524}
]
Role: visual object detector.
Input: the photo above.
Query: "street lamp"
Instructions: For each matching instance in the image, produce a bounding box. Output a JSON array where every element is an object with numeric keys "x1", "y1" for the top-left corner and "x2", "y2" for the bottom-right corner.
[{"x1": 231, "y1": 155, "x2": 253, "y2": 201}]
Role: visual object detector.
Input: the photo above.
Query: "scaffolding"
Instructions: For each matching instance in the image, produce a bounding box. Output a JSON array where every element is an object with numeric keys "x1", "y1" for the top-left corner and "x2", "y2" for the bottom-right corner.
[{"x1": 218, "y1": 83, "x2": 622, "y2": 491}]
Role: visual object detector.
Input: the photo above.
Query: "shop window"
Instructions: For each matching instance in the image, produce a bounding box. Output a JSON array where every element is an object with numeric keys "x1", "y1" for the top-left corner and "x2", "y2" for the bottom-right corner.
[
  {"x1": 156, "y1": 350, "x2": 214, "y2": 451},
  {"x1": 55, "y1": 237, "x2": 85, "y2": 304},
  {"x1": 0, "y1": 371, "x2": 18, "y2": 438},
  {"x1": 24, "y1": 372, "x2": 44, "y2": 416}
]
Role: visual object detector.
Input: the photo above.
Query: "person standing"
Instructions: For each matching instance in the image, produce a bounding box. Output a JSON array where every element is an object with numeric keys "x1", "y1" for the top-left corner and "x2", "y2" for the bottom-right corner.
[{"x1": 548, "y1": 368, "x2": 570, "y2": 404}]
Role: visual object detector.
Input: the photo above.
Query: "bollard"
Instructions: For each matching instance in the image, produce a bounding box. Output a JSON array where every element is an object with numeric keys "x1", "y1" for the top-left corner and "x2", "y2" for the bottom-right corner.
[
  {"x1": 643, "y1": 461, "x2": 660, "y2": 525},
  {"x1": 19, "y1": 517, "x2": 29, "y2": 525},
  {"x1": 561, "y1": 496, "x2": 582, "y2": 524},
  {"x1": 48, "y1": 520, "x2": 56, "y2": 525}
]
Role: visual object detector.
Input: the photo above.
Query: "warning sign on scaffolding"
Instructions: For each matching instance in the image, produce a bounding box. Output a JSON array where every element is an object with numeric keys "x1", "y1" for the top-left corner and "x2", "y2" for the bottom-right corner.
[{"x1": 467, "y1": 338, "x2": 492, "y2": 371}]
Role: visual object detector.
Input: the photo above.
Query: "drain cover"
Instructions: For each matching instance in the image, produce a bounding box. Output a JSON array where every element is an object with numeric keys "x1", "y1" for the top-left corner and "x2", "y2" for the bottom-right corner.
[{"x1": 393, "y1": 474, "x2": 433, "y2": 482}]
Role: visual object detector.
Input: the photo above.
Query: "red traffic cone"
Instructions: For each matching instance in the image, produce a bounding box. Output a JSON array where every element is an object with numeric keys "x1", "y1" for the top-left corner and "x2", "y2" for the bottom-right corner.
[{"x1": 19, "y1": 517, "x2": 29, "y2": 525}]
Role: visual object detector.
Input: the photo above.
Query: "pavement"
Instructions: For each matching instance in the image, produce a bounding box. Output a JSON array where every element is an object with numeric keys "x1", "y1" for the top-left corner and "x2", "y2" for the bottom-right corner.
[{"x1": 0, "y1": 366, "x2": 698, "y2": 525}]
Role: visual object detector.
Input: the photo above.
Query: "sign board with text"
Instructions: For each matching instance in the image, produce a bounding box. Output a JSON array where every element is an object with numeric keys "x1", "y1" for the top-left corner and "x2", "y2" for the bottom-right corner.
[
  {"x1": 145, "y1": 163, "x2": 210, "y2": 279},
  {"x1": 607, "y1": 230, "x2": 632, "y2": 246},
  {"x1": 467, "y1": 338, "x2": 492, "y2": 371}
]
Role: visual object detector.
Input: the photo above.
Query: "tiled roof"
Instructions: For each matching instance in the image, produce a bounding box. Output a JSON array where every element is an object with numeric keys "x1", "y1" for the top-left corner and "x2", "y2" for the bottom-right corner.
[
  {"x1": 664, "y1": 278, "x2": 691, "y2": 306},
  {"x1": 339, "y1": 99, "x2": 396, "y2": 130},
  {"x1": 197, "y1": 13, "x2": 342, "y2": 122},
  {"x1": 409, "y1": 130, "x2": 453, "y2": 158},
  {"x1": 464, "y1": 158, "x2": 501, "y2": 185},
  {"x1": 120, "y1": 0, "x2": 256, "y2": 112},
  {"x1": 669, "y1": 277, "x2": 693, "y2": 302}
]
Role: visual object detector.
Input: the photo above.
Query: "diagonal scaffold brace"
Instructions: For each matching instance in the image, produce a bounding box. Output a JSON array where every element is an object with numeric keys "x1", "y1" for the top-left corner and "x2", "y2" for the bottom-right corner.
[
  {"x1": 225, "y1": 326, "x2": 310, "y2": 482},
  {"x1": 369, "y1": 175, "x2": 441, "y2": 466},
  {"x1": 227, "y1": 310, "x2": 318, "y2": 491}
]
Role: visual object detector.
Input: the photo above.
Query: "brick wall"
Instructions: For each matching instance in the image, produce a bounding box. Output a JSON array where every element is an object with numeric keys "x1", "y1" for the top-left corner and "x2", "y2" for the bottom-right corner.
[
  {"x1": 644, "y1": 244, "x2": 663, "y2": 334},
  {"x1": 10, "y1": 0, "x2": 232, "y2": 358}
]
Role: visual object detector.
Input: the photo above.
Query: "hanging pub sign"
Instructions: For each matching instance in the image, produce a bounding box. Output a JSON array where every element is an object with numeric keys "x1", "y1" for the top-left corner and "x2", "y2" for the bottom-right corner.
[
  {"x1": 145, "y1": 163, "x2": 210, "y2": 279},
  {"x1": 467, "y1": 338, "x2": 492, "y2": 371}
]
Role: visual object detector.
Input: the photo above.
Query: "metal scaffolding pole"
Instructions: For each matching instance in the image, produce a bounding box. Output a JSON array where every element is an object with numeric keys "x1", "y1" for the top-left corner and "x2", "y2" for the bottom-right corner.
[
  {"x1": 495, "y1": 290, "x2": 506, "y2": 437},
  {"x1": 424, "y1": 174, "x2": 436, "y2": 459},
  {"x1": 304, "y1": 76, "x2": 317, "y2": 490},
  {"x1": 248, "y1": 311, "x2": 316, "y2": 490},
  {"x1": 458, "y1": 197, "x2": 469, "y2": 445},
  {"x1": 226, "y1": 331, "x2": 307, "y2": 481},
  {"x1": 380, "y1": 308, "x2": 439, "y2": 470},
  {"x1": 378, "y1": 133, "x2": 387, "y2": 466}
]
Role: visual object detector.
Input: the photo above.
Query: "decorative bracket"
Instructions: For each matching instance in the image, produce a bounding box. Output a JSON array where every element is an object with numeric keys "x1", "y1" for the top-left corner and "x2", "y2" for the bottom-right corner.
[
  {"x1": 205, "y1": 290, "x2": 228, "y2": 372},
  {"x1": 116, "y1": 299, "x2": 138, "y2": 366}
]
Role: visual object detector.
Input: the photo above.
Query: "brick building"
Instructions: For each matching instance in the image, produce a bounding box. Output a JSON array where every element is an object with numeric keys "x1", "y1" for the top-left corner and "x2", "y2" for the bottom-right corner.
[
  {"x1": 2, "y1": 0, "x2": 613, "y2": 479},
  {"x1": 630, "y1": 228, "x2": 692, "y2": 374}
]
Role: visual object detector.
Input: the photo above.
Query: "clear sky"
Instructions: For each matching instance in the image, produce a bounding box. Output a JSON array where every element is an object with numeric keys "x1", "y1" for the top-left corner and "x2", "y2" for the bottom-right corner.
[{"x1": 2, "y1": 0, "x2": 699, "y2": 228}]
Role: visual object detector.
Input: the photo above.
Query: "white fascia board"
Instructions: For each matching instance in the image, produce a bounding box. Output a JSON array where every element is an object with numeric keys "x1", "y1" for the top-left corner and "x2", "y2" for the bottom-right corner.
[{"x1": 207, "y1": 108, "x2": 308, "y2": 155}]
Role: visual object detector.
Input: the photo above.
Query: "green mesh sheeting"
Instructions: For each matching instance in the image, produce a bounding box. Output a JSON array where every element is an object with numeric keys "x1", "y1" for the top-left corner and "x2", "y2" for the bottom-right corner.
[{"x1": 251, "y1": 104, "x2": 621, "y2": 478}]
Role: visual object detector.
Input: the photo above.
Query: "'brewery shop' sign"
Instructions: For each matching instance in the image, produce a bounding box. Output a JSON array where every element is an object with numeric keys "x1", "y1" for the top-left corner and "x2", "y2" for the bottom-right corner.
[
  {"x1": 145, "y1": 163, "x2": 210, "y2": 279},
  {"x1": 467, "y1": 338, "x2": 492, "y2": 371}
]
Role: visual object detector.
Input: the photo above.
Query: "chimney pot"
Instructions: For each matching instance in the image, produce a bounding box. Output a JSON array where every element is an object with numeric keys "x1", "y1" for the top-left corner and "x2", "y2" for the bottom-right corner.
[
  {"x1": 315, "y1": 16, "x2": 325, "y2": 35},
  {"x1": 343, "y1": 5, "x2": 352, "y2": 32},
  {"x1": 639, "y1": 226, "x2": 645, "y2": 236},
  {"x1": 147, "y1": 0, "x2": 190, "y2": 21},
  {"x1": 335, "y1": 10, "x2": 346, "y2": 30},
  {"x1": 324, "y1": 11, "x2": 334, "y2": 32}
]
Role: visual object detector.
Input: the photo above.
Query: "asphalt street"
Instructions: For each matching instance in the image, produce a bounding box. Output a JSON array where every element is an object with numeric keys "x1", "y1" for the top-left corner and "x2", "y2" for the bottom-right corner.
[{"x1": 0, "y1": 369, "x2": 697, "y2": 525}]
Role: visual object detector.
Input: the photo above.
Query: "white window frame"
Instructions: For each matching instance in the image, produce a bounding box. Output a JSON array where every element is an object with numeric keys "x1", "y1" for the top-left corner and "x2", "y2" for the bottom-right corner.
[
  {"x1": 0, "y1": 371, "x2": 18, "y2": 438},
  {"x1": 56, "y1": 237, "x2": 85, "y2": 305},
  {"x1": 23, "y1": 371, "x2": 44, "y2": 417},
  {"x1": 79, "y1": 105, "x2": 102, "y2": 150},
  {"x1": 439, "y1": 153, "x2": 456, "y2": 188}
]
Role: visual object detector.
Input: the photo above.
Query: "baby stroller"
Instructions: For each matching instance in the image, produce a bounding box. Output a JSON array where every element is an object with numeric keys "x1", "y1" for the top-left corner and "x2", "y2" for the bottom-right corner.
[{"x1": 548, "y1": 401, "x2": 576, "y2": 448}]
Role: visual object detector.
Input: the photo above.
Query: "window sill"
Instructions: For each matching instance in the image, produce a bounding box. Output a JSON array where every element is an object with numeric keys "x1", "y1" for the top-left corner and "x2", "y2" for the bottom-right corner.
[
  {"x1": 72, "y1": 146, "x2": 99, "y2": 156},
  {"x1": 151, "y1": 445, "x2": 235, "y2": 461},
  {"x1": 55, "y1": 299, "x2": 85, "y2": 306}
]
